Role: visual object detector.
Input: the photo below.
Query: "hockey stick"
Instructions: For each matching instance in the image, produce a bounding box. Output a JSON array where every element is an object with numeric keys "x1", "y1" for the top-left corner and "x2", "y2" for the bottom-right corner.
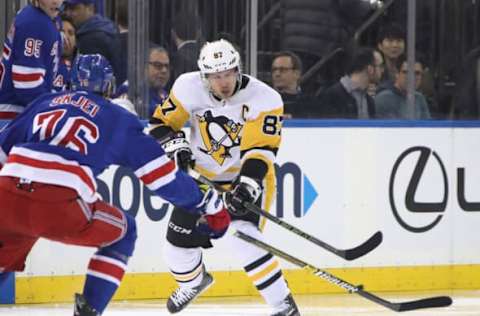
[
  {"x1": 189, "y1": 169, "x2": 382, "y2": 261},
  {"x1": 234, "y1": 230, "x2": 452, "y2": 312}
]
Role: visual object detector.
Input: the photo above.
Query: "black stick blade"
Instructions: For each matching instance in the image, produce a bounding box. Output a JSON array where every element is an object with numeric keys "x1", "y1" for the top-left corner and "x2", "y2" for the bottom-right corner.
[
  {"x1": 343, "y1": 231, "x2": 383, "y2": 260},
  {"x1": 395, "y1": 296, "x2": 453, "y2": 312}
]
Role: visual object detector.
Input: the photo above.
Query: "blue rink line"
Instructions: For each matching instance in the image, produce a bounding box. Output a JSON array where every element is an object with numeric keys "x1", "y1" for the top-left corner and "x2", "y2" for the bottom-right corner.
[
  {"x1": 282, "y1": 119, "x2": 480, "y2": 128},
  {"x1": 4, "y1": 119, "x2": 480, "y2": 129}
]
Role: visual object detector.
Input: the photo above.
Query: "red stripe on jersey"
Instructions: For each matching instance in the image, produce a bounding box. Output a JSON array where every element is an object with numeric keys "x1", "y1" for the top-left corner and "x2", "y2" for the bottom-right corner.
[
  {"x1": 7, "y1": 154, "x2": 95, "y2": 192},
  {"x1": 12, "y1": 72, "x2": 43, "y2": 82},
  {"x1": 88, "y1": 258, "x2": 125, "y2": 281},
  {"x1": 0, "y1": 112, "x2": 18, "y2": 119},
  {"x1": 140, "y1": 160, "x2": 176, "y2": 185}
]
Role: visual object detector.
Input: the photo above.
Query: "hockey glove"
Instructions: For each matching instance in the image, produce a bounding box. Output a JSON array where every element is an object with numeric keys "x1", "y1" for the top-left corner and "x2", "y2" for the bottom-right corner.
[
  {"x1": 224, "y1": 176, "x2": 262, "y2": 216},
  {"x1": 159, "y1": 131, "x2": 194, "y2": 171},
  {"x1": 195, "y1": 185, "x2": 231, "y2": 239}
]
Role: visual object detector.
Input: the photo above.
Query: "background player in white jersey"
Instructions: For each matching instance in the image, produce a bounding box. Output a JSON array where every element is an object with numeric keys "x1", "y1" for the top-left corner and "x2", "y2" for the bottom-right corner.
[
  {"x1": 0, "y1": 54, "x2": 230, "y2": 316},
  {"x1": 150, "y1": 39, "x2": 300, "y2": 316}
]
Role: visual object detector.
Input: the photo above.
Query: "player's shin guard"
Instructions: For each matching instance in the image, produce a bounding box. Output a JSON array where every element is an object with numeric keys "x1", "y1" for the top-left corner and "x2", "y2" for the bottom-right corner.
[
  {"x1": 230, "y1": 221, "x2": 291, "y2": 311},
  {"x1": 163, "y1": 241, "x2": 205, "y2": 288},
  {"x1": 163, "y1": 241, "x2": 214, "y2": 313},
  {"x1": 82, "y1": 213, "x2": 137, "y2": 314}
]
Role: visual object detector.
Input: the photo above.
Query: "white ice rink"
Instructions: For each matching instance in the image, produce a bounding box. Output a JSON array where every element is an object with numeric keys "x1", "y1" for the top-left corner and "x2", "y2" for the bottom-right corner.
[{"x1": 1, "y1": 291, "x2": 479, "y2": 316}]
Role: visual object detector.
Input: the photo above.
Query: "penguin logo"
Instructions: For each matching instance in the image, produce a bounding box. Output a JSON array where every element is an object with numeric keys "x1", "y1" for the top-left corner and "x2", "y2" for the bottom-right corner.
[{"x1": 197, "y1": 110, "x2": 242, "y2": 165}]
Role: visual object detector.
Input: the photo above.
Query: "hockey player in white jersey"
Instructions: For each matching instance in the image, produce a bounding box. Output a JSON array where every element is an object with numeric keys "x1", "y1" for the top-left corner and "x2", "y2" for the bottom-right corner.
[{"x1": 150, "y1": 39, "x2": 300, "y2": 316}]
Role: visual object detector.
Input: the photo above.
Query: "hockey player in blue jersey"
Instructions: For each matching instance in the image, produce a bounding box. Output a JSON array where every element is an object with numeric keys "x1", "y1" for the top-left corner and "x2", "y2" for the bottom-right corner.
[
  {"x1": 0, "y1": 0, "x2": 62, "y2": 118},
  {"x1": 0, "y1": 54, "x2": 231, "y2": 316}
]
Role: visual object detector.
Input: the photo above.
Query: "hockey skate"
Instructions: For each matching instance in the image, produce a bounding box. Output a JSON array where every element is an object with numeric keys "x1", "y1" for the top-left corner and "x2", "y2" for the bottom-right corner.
[
  {"x1": 73, "y1": 293, "x2": 99, "y2": 316},
  {"x1": 271, "y1": 293, "x2": 301, "y2": 316},
  {"x1": 166, "y1": 271, "x2": 214, "y2": 313}
]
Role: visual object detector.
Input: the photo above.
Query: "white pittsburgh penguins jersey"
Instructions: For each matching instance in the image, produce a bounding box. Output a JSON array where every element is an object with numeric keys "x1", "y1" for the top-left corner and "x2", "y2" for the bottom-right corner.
[{"x1": 152, "y1": 71, "x2": 283, "y2": 184}]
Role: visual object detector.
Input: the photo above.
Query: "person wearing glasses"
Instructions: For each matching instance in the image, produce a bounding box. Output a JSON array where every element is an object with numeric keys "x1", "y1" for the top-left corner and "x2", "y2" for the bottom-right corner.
[
  {"x1": 375, "y1": 54, "x2": 431, "y2": 119},
  {"x1": 116, "y1": 46, "x2": 171, "y2": 117},
  {"x1": 271, "y1": 51, "x2": 320, "y2": 118}
]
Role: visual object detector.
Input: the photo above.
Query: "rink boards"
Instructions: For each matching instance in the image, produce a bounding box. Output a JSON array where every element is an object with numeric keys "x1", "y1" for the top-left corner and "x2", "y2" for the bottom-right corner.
[{"x1": 13, "y1": 120, "x2": 480, "y2": 303}]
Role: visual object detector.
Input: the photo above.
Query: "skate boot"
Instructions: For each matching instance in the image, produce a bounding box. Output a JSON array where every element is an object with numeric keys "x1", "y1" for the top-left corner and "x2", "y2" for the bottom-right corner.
[
  {"x1": 271, "y1": 293, "x2": 301, "y2": 316},
  {"x1": 166, "y1": 270, "x2": 214, "y2": 313},
  {"x1": 73, "y1": 293, "x2": 99, "y2": 316}
]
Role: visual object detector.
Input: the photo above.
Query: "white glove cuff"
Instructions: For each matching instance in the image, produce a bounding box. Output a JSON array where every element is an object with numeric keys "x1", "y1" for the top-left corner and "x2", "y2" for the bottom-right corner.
[
  {"x1": 162, "y1": 137, "x2": 190, "y2": 154},
  {"x1": 239, "y1": 176, "x2": 262, "y2": 202},
  {"x1": 198, "y1": 188, "x2": 224, "y2": 215}
]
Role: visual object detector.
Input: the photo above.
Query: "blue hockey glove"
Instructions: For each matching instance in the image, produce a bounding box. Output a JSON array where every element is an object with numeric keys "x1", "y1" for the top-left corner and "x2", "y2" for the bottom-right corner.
[{"x1": 195, "y1": 185, "x2": 231, "y2": 239}]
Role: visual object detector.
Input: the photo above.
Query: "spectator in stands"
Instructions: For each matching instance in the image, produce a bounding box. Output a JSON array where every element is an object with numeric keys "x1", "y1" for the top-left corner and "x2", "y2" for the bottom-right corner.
[
  {"x1": 116, "y1": 46, "x2": 170, "y2": 117},
  {"x1": 453, "y1": 46, "x2": 480, "y2": 119},
  {"x1": 271, "y1": 51, "x2": 320, "y2": 118},
  {"x1": 53, "y1": 14, "x2": 77, "y2": 91},
  {"x1": 64, "y1": 0, "x2": 123, "y2": 84},
  {"x1": 318, "y1": 47, "x2": 377, "y2": 118},
  {"x1": 281, "y1": 0, "x2": 378, "y2": 92},
  {"x1": 376, "y1": 23, "x2": 405, "y2": 91},
  {"x1": 366, "y1": 49, "x2": 385, "y2": 97},
  {"x1": 375, "y1": 54, "x2": 431, "y2": 119},
  {"x1": 171, "y1": 11, "x2": 202, "y2": 81}
]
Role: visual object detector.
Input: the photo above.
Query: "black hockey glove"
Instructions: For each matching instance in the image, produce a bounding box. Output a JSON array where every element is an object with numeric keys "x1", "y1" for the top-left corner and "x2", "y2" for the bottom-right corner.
[
  {"x1": 159, "y1": 131, "x2": 195, "y2": 171},
  {"x1": 223, "y1": 176, "x2": 262, "y2": 216}
]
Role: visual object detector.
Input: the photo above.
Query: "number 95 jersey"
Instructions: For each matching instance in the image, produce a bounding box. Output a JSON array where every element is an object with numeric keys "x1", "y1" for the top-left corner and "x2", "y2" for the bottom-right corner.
[{"x1": 151, "y1": 71, "x2": 283, "y2": 183}]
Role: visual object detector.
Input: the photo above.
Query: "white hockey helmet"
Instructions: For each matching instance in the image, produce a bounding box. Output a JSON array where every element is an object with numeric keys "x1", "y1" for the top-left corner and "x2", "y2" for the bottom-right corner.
[{"x1": 197, "y1": 39, "x2": 242, "y2": 86}]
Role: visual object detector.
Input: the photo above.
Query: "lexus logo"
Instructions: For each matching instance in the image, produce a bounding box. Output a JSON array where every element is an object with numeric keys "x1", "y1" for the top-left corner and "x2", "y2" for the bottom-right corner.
[{"x1": 389, "y1": 146, "x2": 448, "y2": 233}]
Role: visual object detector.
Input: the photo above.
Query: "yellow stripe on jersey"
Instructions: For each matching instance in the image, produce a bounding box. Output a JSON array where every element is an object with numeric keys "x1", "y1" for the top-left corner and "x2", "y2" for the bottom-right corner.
[
  {"x1": 225, "y1": 166, "x2": 241, "y2": 173},
  {"x1": 194, "y1": 165, "x2": 240, "y2": 182},
  {"x1": 152, "y1": 92, "x2": 190, "y2": 131},
  {"x1": 194, "y1": 165, "x2": 218, "y2": 180},
  {"x1": 240, "y1": 107, "x2": 283, "y2": 153}
]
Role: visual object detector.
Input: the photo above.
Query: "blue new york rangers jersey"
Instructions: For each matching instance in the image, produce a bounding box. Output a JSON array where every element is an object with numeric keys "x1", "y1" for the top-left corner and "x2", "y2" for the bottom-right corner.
[
  {"x1": 0, "y1": 91, "x2": 202, "y2": 209},
  {"x1": 53, "y1": 58, "x2": 72, "y2": 92},
  {"x1": 0, "y1": 5, "x2": 61, "y2": 115}
]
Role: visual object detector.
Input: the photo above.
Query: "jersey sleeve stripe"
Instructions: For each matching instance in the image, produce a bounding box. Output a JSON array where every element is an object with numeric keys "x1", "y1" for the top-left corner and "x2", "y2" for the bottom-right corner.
[
  {"x1": 12, "y1": 65, "x2": 46, "y2": 88},
  {"x1": 12, "y1": 75, "x2": 44, "y2": 89},
  {"x1": 12, "y1": 64, "x2": 47, "y2": 75},
  {"x1": 139, "y1": 159, "x2": 176, "y2": 184},
  {"x1": 134, "y1": 155, "x2": 171, "y2": 178},
  {"x1": 136, "y1": 158, "x2": 178, "y2": 190}
]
